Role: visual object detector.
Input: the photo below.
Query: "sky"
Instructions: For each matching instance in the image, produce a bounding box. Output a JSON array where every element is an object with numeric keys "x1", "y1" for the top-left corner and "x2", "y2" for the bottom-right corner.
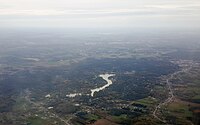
[{"x1": 0, "y1": 0, "x2": 200, "y2": 29}]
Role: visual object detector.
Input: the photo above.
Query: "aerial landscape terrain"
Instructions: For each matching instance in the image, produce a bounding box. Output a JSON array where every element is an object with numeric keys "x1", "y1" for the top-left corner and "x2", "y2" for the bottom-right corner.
[
  {"x1": 0, "y1": 29, "x2": 199, "y2": 125},
  {"x1": 0, "y1": 0, "x2": 200, "y2": 125}
]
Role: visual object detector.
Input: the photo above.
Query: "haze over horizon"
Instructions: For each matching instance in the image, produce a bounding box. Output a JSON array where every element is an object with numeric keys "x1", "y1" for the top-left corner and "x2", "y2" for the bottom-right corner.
[{"x1": 0, "y1": 0, "x2": 200, "y2": 29}]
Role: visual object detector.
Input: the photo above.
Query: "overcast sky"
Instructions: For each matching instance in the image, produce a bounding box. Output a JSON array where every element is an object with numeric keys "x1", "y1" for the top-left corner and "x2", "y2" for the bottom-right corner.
[{"x1": 0, "y1": 0, "x2": 200, "y2": 29}]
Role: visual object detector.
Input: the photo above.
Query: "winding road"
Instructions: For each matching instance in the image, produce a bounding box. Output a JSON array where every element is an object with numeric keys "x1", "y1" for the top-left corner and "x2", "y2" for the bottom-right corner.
[{"x1": 153, "y1": 66, "x2": 192, "y2": 122}]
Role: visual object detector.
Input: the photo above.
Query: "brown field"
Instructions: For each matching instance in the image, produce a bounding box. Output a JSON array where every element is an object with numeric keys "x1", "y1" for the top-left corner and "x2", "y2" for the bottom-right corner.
[{"x1": 89, "y1": 119, "x2": 119, "y2": 125}]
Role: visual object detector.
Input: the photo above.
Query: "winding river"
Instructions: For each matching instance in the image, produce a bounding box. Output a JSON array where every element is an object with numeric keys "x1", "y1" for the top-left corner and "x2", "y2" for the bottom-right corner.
[{"x1": 90, "y1": 73, "x2": 115, "y2": 97}]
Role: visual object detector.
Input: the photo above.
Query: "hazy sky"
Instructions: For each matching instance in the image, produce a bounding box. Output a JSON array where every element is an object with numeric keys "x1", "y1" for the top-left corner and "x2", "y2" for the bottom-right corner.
[{"x1": 0, "y1": 0, "x2": 200, "y2": 29}]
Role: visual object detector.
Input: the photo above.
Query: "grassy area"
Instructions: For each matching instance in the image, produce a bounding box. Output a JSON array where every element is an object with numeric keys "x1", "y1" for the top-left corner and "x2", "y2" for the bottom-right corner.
[
  {"x1": 27, "y1": 116, "x2": 52, "y2": 125},
  {"x1": 85, "y1": 114, "x2": 100, "y2": 121},
  {"x1": 111, "y1": 114, "x2": 131, "y2": 124},
  {"x1": 167, "y1": 101, "x2": 192, "y2": 118},
  {"x1": 193, "y1": 79, "x2": 200, "y2": 85},
  {"x1": 176, "y1": 86, "x2": 200, "y2": 103},
  {"x1": 192, "y1": 95, "x2": 200, "y2": 100},
  {"x1": 132, "y1": 115, "x2": 163, "y2": 125},
  {"x1": 163, "y1": 100, "x2": 194, "y2": 125},
  {"x1": 133, "y1": 96, "x2": 158, "y2": 107},
  {"x1": 185, "y1": 87, "x2": 200, "y2": 94},
  {"x1": 174, "y1": 67, "x2": 200, "y2": 103}
]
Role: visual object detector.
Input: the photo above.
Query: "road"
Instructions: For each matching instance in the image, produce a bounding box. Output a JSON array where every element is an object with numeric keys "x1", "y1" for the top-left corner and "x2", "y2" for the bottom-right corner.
[{"x1": 153, "y1": 66, "x2": 192, "y2": 123}]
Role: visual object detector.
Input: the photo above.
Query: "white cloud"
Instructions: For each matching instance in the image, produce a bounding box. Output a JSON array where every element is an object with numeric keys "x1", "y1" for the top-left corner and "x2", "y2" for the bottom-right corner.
[{"x1": 0, "y1": 0, "x2": 200, "y2": 28}]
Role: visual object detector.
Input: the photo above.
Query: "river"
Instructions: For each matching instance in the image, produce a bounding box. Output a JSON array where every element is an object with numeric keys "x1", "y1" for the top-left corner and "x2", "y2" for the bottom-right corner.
[{"x1": 90, "y1": 73, "x2": 115, "y2": 97}]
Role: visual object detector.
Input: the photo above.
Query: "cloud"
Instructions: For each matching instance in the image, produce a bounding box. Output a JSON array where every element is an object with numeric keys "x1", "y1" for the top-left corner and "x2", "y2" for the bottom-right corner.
[
  {"x1": 0, "y1": 5, "x2": 199, "y2": 17},
  {"x1": 0, "y1": 0, "x2": 200, "y2": 28}
]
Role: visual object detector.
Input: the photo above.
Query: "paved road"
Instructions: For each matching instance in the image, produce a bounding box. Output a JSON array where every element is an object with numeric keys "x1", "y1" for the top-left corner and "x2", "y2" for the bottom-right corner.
[{"x1": 153, "y1": 66, "x2": 191, "y2": 123}]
